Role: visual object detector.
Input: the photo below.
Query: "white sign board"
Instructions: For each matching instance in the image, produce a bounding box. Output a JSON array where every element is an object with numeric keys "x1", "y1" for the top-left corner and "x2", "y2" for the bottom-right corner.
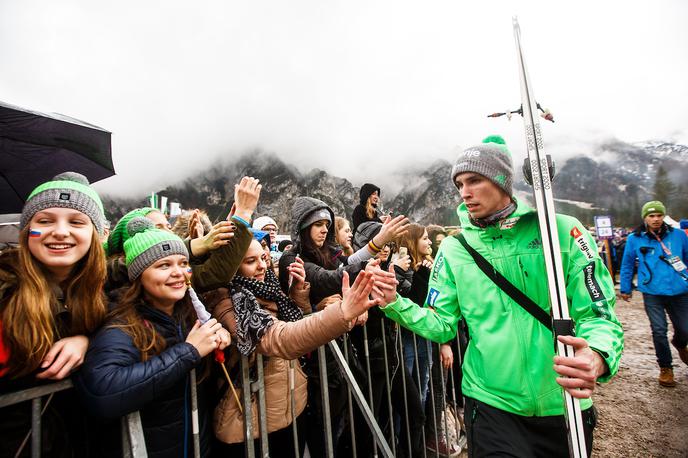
[{"x1": 594, "y1": 215, "x2": 613, "y2": 240}]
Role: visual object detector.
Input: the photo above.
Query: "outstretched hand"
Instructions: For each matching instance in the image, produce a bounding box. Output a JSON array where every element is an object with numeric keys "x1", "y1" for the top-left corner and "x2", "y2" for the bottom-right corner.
[
  {"x1": 553, "y1": 335, "x2": 608, "y2": 399},
  {"x1": 368, "y1": 262, "x2": 399, "y2": 307},
  {"x1": 340, "y1": 270, "x2": 379, "y2": 321}
]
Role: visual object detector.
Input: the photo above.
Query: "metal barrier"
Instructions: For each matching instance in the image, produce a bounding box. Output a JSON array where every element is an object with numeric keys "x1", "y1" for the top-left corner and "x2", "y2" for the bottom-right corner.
[
  {"x1": 228, "y1": 317, "x2": 467, "y2": 458},
  {"x1": 0, "y1": 379, "x2": 150, "y2": 458},
  {"x1": 0, "y1": 321, "x2": 467, "y2": 458}
]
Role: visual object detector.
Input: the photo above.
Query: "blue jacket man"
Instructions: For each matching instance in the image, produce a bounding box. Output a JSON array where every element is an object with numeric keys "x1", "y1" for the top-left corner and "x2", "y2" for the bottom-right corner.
[{"x1": 620, "y1": 200, "x2": 688, "y2": 386}]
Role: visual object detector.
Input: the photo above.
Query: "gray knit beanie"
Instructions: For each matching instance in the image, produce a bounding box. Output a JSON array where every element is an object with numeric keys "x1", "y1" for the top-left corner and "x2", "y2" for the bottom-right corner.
[
  {"x1": 124, "y1": 217, "x2": 189, "y2": 281},
  {"x1": 450, "y1": 135, "x2": 514, "y2": 196},
  {"x1": 20, "y1": 172, "x2": 106, "y2": 235}
]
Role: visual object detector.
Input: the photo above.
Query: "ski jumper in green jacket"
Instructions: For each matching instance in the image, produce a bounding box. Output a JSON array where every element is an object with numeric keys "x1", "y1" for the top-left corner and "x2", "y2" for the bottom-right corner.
[{"x1": 381, "y1": 198, "x2": 624, "y2": 417}]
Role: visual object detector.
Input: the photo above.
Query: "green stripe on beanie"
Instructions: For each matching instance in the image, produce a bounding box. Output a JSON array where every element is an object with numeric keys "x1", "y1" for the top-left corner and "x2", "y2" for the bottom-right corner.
[
  {"x1": 20, "y1": 172, "x2": 105, "y2": 235},
  {"x1": 451, "y1": 135, "x2": 514, "y2": 196},
  {"x1": 124, "y1": 217, "x2": 188, "y2": 280},
  {"x1": 105, "y1": 207, "x2": 158, "y2": 256},
  {"x1": 641, "y1": 201, "x2": 666, "y2": 219}
]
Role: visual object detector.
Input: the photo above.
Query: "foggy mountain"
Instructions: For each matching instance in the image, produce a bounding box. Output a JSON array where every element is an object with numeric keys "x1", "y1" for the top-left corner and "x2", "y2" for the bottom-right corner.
[{"x1": 103, "y1": 140, "x2": 688, "y2": 230}]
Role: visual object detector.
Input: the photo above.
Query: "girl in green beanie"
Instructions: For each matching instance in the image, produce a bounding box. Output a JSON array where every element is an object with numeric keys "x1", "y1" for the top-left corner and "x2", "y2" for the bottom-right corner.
[
  {"x1": 75, "y1": 217, "x2": 232, "y2": 457},
  {"x1": 0, "y1": 172, "x2": 107, "y2": 456}
]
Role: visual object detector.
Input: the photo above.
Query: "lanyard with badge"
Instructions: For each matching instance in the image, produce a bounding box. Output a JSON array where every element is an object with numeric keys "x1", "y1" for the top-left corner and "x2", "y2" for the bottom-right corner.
[{"x1": 649, "y1": 229, "x2": 688, "y2": 277}]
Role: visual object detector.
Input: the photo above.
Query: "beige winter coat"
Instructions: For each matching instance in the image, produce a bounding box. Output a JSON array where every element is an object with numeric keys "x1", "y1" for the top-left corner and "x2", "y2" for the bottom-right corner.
[{"x1": 205, "y1": 284, "x2": 352, "y2": 443}]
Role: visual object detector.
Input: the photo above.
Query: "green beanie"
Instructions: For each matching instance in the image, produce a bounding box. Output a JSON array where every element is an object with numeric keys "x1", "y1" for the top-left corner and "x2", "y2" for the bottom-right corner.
[
  {"x1": 451, "y1": 135, "x2": 514, "y2": 196},
  {"x1": 641, "y1": 201, "x2": 666, "y2": 219},
  {"x1": 20, "y1": 172, "x2": 105, "y2": 235},
  {"x1": 124, "y1": 217, "x2": 188, "y2": 281},
  {"x1": 105, "y1": 207, "x2": 158, "y2": 256}
]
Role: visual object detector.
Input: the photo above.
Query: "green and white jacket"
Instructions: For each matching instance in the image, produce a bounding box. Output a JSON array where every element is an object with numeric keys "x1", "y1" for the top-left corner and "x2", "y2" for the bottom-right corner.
[{"x1": 381, "y1": 198, "x2": 623, "y2": 417}]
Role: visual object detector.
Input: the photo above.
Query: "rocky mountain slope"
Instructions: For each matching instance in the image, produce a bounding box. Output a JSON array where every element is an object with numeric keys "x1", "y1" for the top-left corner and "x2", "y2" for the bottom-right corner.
[{"x1": 103, "y1": 140, "x2": 688, "y2": 230}]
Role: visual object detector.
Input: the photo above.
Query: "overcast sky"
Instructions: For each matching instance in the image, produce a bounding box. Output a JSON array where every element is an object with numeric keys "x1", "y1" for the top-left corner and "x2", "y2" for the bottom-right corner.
[{"x1": 2, "y1": 0, "x2": 687, "y2": 197}]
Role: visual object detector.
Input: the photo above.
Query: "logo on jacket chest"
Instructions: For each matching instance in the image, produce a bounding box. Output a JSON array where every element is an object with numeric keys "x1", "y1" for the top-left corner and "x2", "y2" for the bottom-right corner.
[
  {"x1": 527, "y1": 238, "x2": 542, "y2": 250},
  {"x1": 432, "y1": 253, "x2": 445, "y2": 282}
]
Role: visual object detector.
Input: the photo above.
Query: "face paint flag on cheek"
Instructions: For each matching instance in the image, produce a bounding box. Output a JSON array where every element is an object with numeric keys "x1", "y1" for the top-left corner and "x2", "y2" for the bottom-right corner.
[{"x1": 29, "y1": 229, "x2": 41, "y2": 238}]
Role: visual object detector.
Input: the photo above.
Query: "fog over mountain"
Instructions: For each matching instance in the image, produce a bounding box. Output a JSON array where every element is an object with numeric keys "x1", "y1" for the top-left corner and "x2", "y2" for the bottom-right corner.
[{"x1": 103, "y1": 139, "x2": 688, "y2": 229}]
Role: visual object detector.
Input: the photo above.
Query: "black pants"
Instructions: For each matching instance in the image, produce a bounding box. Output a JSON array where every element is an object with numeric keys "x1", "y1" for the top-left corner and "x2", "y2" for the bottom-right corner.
[{"x1": 464, "y1": 397, "x2": 596, "y2": 458}]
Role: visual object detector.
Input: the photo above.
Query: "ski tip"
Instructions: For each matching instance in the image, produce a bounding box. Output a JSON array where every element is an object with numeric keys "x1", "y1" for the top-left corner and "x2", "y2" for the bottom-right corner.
[{"x1": 512, "y1": 16, "x2": 520, "y2": 32}]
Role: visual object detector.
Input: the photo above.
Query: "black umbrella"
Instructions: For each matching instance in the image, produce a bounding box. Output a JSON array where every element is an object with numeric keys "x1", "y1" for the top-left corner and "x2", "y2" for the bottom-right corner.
[{"x1": 0, "y1": 101, "x2": 115, "y2": 213}]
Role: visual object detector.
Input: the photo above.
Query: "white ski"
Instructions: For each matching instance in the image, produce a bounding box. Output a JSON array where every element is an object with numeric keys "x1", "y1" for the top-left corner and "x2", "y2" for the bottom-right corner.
[{"x1": 512, "y1": 17, "x2": 588, "y2": 458}]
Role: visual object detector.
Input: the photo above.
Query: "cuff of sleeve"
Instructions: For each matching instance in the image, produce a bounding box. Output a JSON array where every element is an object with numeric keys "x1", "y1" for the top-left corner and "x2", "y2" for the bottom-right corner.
[
  {"x1": 231, "y1": 215, "x2": 251, "y2": 228},
  {"x1": 590, "y1": 346, "x2": 616, "y2": 383},
  {"x1": 379, "y1": 294, "x2": 402, "y2": 311}
]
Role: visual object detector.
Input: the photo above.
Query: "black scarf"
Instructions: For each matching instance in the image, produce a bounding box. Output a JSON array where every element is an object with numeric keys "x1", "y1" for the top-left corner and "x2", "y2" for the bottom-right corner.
[{"x1": 230, "y1": 269, "x2": 304, "y2": 355}]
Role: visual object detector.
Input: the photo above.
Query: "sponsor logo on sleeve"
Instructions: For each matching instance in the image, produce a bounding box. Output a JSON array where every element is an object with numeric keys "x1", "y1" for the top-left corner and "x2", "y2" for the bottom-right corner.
[
  {"x1": 570, "y1": 227, "x2": 595, "y2": 261},
  {"x1": 428, "y1": 288, "x2": 440, "y2": 307},
  {"x1": 583, "y1": 262, "x2": 604, "y2": 303},
  {"x1": 432, "y1": 253, "x2": 444, "y2": 282}
]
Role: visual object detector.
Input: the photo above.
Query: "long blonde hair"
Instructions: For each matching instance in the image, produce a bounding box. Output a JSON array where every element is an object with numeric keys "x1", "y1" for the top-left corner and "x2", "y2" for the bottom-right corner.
[
  {"x1": 365, "y1": 199, "x2": 377, "y2": 220},
  {"x1": 334, "y1": 217, "x2": 354, "y2": 256},
  {"x1": 1, "y1": 226, "x2": 106, "y2": 378},
  {"x1": 395, "y1": 223, "x2": 432, "y2": 271}
]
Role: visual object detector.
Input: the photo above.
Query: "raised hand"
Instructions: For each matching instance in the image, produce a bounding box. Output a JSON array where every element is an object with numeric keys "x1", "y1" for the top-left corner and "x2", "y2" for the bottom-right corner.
[
  {"x1": 186, "y1": 318, "x2": 223, "y2": 357},
  {"x1": 36, "y1": 335, "x2": 89, "y2": 380},
  {"x1": 288, "y1": 255, "x2": 306, "y2": 290},
  {"x1": 372, "y1": 214, "x2": 410, "y2": 248},
  {"x1": 393, "y1": 254, "x2": 411, "y2": 272},
  {"x1": 188, "y1": 210, "x2": 204, "y2": 239},
  {"x1": 232, "y1": 177, "x2": 262, "y2": 222}
]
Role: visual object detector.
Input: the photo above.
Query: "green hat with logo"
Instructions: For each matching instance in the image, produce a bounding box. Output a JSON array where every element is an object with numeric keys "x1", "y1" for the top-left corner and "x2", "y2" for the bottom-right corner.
[
  {"x1": 641, "y1": 201, "x2": 666, "y2": 219},
  {"x1": 451, "y1": 135, "x2": 514, "y2": 196},
  {"x1": 105, "y1": 207, "x2": 159, "y2": 256},
  {"x1": 124, "y1": 217, "x2": 188, "y2": 280},
  {"x1": 20, "y1": 172, "x2": 105, "y2": 235}
]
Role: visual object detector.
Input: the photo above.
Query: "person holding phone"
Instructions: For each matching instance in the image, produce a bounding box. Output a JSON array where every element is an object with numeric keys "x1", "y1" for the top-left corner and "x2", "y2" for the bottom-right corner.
[{"x1": 352, "y1": 183, "x2": 383, "y2": 235}]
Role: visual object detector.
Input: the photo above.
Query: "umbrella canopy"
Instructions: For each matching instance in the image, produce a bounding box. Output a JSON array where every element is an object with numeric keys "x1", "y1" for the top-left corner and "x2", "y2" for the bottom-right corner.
[{"x1": 0, "y1": 101, "x2": 115, "y2": 213}]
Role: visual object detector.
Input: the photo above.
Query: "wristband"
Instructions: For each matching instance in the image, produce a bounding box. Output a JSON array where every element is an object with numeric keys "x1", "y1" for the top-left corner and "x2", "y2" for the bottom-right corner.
[
  {"x1": 369, "y1": 239, "x2": 382, "y2": 251},
  {"x1": 231, "y1": 215, "x2": 251, "y2": 228},
  {"x1": 368, "y1": 240, "x2": 381, "y2": 253}
]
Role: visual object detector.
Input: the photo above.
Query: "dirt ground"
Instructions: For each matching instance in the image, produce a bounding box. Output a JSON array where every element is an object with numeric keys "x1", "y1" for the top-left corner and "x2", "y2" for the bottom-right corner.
[{"x1": 593, "y1": 292, "x2": 688, "y2": 458}]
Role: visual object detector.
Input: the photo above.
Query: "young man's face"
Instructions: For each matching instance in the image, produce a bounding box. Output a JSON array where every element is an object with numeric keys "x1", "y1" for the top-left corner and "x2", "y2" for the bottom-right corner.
[
  {"x1": 644, "y1": 212, "x2": 664, "y2": 232},
  {"x1": 455, "y1": 172, "x2": 511, "y2": 220}
]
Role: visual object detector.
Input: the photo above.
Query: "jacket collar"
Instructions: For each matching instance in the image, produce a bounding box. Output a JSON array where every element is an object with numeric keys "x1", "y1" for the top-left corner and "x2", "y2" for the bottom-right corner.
[{"x1": 457, "y1": 196, "x2": 534, "y2": 234}]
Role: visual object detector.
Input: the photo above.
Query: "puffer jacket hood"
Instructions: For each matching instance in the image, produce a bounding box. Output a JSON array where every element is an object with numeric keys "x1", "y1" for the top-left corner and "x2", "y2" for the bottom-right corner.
[
  {"x1": 289, "y1": 197, "x2": 336, "y2": 243},
  {"x1": 359, "y1": 183, "x2": 380, "y2": 205},
  {"x1": 352, "y1": 221, "x2": 382, "y2": 251}
]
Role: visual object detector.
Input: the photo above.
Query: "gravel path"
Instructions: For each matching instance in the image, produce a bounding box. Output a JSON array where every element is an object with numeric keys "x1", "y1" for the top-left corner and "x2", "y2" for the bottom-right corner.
[{"x1": 593, "y1": 293, "x2": 688, "y2": 457}]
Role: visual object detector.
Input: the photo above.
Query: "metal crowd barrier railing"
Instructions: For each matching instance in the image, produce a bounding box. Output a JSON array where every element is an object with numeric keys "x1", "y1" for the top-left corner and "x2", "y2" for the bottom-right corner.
[
  {"x1": 231, "y1": 318, "x2": 467, "y2": 458},
  {"x1": 0, "y1": 321, "x2": 467, "y2": 458},
  {"x1": 0, "y1": 379, "x2": 150, "y2": 458}
]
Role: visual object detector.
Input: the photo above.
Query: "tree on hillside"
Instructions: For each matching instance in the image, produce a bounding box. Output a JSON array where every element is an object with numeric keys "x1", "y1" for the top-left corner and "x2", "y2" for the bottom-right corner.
[{"x1": 653, "y1": 166, "x2": 676, "y2": 204}]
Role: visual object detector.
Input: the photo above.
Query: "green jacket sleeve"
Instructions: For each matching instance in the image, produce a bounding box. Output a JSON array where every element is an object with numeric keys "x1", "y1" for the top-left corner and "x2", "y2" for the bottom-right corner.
[
  {"x1": 190, "y1": 217, "x2": 252, "y2": 293},
  {"x1": 560, "y1": 217, "x2": 624, "y2": 382},
  {"x1": 381, "y1": 245, "x2": 461, "y2": 343}
]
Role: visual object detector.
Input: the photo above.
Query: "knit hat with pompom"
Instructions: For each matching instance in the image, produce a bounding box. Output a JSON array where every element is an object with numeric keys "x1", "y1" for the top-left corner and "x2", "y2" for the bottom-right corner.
[
  {"x1": 450, "y1": 135, "x2": 514, "y2": 196},
  {"x1": 124, "y1": 217, "x2": 188, "y2": 280},
  {"x1": 105, "y1": 207, "x2": 159, "y2": 256},
  {"x1": 20, "y1": 172, "x2": 105, "y2": 235}
]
